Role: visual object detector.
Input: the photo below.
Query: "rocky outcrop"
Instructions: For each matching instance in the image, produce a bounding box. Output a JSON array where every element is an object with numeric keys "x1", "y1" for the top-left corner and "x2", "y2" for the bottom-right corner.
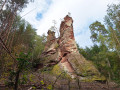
[
  {"x1": 42, "y1": 15, "x2": 105, "y2": 81},
  {"x1": 58, "y1": 15, "x2": 78, "y2": 78}
]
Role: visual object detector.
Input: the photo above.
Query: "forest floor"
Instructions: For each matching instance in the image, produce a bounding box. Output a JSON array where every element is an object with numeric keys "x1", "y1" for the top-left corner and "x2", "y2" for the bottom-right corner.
[
  {"x1": 0, "y1": 81, "x2": 120, "y2": 90},
  {"x1": 0, "y1": 71, "x2": 120, "y2": 90}
]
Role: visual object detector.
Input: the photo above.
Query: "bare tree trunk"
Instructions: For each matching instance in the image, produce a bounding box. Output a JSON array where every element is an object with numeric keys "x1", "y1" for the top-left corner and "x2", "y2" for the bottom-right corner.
[
  {"x1": 106, "y1": 79, "x2": 110, "y2": 90},
  {"x1": 14, "y1": 70, "x2": 20, "y2": 90},
  {"x1": 77, "y1": 77, "x2": 81, "y2": 90},
  {"x1": 106, "y1": 58, "x2": 114, "y2": 79},
  {"x1": 9, "y1": 29, "x2": 16, "y2": 52},
  {"x1": 0, "y1": 36, "x2": 16, "y2": 60},
  {"x1": 68, "y1": 79, "x2": 70, "y2": 90},
  {"x1": 5, "y1": 8, "x2": 17, "y2": 45}
]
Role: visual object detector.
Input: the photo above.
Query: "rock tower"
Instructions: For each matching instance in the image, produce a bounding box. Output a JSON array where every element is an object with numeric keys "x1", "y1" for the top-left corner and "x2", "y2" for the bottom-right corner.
[{"x1": 43, "y1": 15, "x2": 105, "y2": 81}]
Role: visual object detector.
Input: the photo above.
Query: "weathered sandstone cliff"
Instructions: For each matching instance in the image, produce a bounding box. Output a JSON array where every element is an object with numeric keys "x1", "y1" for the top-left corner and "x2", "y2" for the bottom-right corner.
[{"x1": 42, "y1": 15, "x2": 105, "y2": 81}]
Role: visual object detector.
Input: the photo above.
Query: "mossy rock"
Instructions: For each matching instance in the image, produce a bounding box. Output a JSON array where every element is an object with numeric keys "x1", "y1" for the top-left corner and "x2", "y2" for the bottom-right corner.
[
  {"x1": 51, "y1": 64, "x2": 72, "y2": 79},
  {"x1": 52, "y1": 64, "x2": 62, "y2": 76},
  {"x1": 80, "y1": 75, "x2": 106, "y2": 82}
]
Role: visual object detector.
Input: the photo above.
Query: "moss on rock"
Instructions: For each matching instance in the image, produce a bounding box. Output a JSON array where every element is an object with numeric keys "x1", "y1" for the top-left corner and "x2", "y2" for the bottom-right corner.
[
  {"x1": 51, "y1": 64, "x2": 72, "y2": 79},
  {"x1": 52, "y1": 64, "x2": 62, "y2": 76}
]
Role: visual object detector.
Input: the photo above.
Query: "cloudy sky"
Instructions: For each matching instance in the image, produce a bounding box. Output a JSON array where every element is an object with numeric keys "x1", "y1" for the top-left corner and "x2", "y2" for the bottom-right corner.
[{"x1": 21, "y1": 0, "x2": 119, "y2": 48}]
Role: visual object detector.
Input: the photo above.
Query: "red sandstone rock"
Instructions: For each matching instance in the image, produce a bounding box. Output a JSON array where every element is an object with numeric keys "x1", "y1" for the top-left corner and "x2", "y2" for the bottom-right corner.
[{"x1": 43, "y1": 15, "x2": 105, "y2": 80}]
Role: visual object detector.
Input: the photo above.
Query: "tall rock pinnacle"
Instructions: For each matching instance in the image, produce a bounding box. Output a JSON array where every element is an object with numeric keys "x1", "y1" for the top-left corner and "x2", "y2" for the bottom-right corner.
[{"x1": 43, "y1": 15, "x2": 105, "y2": 81}]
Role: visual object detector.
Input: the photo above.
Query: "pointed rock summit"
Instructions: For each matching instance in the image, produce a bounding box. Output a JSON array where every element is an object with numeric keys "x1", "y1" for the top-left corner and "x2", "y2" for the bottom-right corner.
[{"x1": 43, "y1": 15, "x2": 105, "y2": 81}]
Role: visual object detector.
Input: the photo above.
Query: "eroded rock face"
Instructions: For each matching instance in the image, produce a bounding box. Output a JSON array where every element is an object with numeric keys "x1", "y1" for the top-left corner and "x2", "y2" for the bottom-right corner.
[
  {"x1": 43, "y1": 30, "x2": 58, "y2": 56},
  {"x1": 43, "y1": 15, "x2": 105, "y2": 80},
  {"x1": 44, "y1": 30, "x2": 56, "y2": 51},
  {"x1": 58, "y1": 15, "x2": 78, "y2": 78},
  {"x1": 59, "y1": 15, "x2": 77, "y2": 57}
]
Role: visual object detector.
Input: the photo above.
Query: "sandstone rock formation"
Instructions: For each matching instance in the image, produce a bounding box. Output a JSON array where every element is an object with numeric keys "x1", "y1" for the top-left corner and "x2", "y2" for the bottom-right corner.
[
  {"x1": 43, "y1": 15, "x2": 105, "y2": 81},
  {"x1": 44, "y1": 30, "x2": 57, "y2": 55}
]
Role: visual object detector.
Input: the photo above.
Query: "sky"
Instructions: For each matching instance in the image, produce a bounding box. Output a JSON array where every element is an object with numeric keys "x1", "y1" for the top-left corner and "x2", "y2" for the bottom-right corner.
[{"x1": 21, "y1": 0, "x2": 119, "y2": 48}]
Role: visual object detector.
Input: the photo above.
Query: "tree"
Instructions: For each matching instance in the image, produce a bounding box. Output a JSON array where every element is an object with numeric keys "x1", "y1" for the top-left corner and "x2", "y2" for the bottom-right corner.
[{"x1": 88, "y1": 3, "x2": 120, "y2": 83}]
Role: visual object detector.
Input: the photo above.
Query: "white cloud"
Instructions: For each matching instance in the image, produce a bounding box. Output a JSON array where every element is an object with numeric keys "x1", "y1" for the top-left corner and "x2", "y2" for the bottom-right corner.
[
  {"x1": 21, "y1": 0, "x2": 119, "y2": 48},
  {"x1": 20, "y1": 0, "x2": 51, "y2": 28}
]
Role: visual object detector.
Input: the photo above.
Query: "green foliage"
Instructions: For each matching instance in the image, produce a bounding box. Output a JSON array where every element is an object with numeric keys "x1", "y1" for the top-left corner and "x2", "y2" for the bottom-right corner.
[
  {"x1": 0, "y1": 13, "x2": 46, "y2": 86},
  {"x1": 87, "y1": 3, "x2": 120, "y2": 84},
  {"x1": 40, "y1": 80, "x2": 44, "y2": 85},
  {"x1": 89, "y1": 21, "x2": 108, "y2": 43},
  {"x1": 32, "y1": 34, "x2": 46, "y2": 59},
  {"x1": 16, "y1": 52, "x2": 31, "y2": 69},
  {"x1": 78, "y1": 44, "x2": 120, "y2": 82},
  {"x1": 79, "y1": 4, "x2": 120, "y2": 82},
  {"x1": 29, "y1": 74, "x2": 35, "y2": 83},
  {"x1": 89, "y1": 4, "x2": 120, "y2": 55},
  {"x1": 0, "y1": 0, "x2": 47, "y2": 89},
  {"x1": 32, "y1": 86, "x2": 36, "y2": 89},
  {"x1": 20, "y1": 74, "x2": 28, "y2": 84},
  {"x1": 6, "y1": 52, "x2": 31, "y2": 89},
  {"x1": 47, "y1": 85, "x2": 52, "y2": 90}
]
